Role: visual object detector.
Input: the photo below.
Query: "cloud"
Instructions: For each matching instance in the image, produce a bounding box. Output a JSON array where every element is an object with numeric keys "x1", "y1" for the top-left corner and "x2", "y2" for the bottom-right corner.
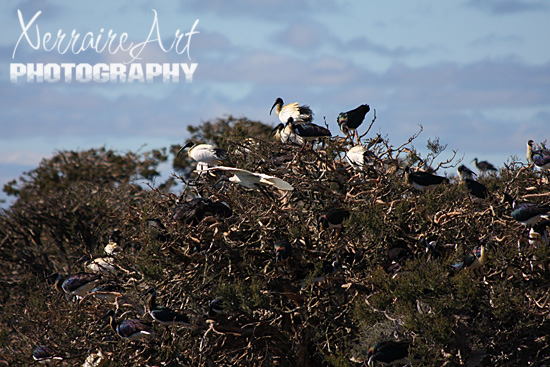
[
  {"x1": 467, "y1": 0, "x2": 549, "y2": 14},
  {"x1": 270, "y1": 22, "x2": 334, "y2": 51}
]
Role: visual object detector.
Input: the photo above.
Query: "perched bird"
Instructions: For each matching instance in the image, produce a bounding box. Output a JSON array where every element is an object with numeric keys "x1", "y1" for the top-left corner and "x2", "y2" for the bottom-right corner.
[
  {"x1": 529, "y1": 220, "x2": 550, "y2": 247},
  {"x1": 464, "y1": 179, "x2": 489, "y2": 201},
  {"x1": 32, "y1": 344, "x2": 63, "y2": 364},
  {"x1": 147, "y1": 289, "x2": 192, "y2": 328},
  {"x1": 274, "y1": 240, "x2": 292, "y2": 268},
  {"x1": 505, "y1": 194, "x2": 550, "y2": 226},
  {"x1": 270, "y1": 97, "x2": 313, "y2": 124},
  {"x1": 86, "y1": 257, "x2": 119, "y2": 275},
  {"x1": 367, "y1": 340, "x2": 410, "y2": 366},
  {"x1": 346, "y1": 144, "x2": 376, "y2": 171},
  {"x1": 318, "y1": 209, "x2": 351, "y2": 236},
  {"x1": 337, "y1": 104, "x2": 370, "y2": 142},
  {"x1": 452, "y1": 246, "x2": 488, "y2": 273},
  {"x1": 105, "y1": 310, "x2": 152, "y2": 341},
  {"x1": 457, "y1": 165, "x2": 477, "y2": 181},
  {"x1": 177, "y1": 142, "x2": 229, "y2": 172},
  {"x1": 472, "y1": 158, "x2": 497, "y2": 174},
  {"x1": 404, "y1": 166, "x2": 449, "y2": 192},
  {"x1": 172, "y1": 197, "x2": 232, "y2": 225},
  {"x1": 104, "y1": 241, "x2": 122, "y2": 257},
  {"x1": 527, "y1": 140, "x2": 550, "y2": 182},
  {"x1": 287, "y1": 119, "x2": 331, "y2": 151},
  {"x1": 52, "y1": 272, "x2": 101, "y2": 300},
  {"x1": 201, "y1": 166, "x2": 293, "y2": 200},
  {"x1": 269, "y1": 122, "x2": 305, "y2": 146},
  {"x1": 208, "y1": 298, "x2": 224, "y2": 317}
]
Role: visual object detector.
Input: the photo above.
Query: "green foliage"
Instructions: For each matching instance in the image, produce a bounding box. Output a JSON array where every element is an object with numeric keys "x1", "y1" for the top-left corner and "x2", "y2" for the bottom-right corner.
[{"x1": 1, "y1": 116, "x2": 549, "y2": 366}]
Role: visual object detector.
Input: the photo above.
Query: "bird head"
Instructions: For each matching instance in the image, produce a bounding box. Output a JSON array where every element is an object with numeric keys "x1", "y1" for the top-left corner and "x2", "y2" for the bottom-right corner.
[
  {"x1": 269, "y1": 123, "x2": 284, "y2": 138},
  {"x1": 270, "y1": 97, "x2": 283, "y2": 115},
  {"x1": 177, "y1": 142, "x2": 195, "y2": 157}
]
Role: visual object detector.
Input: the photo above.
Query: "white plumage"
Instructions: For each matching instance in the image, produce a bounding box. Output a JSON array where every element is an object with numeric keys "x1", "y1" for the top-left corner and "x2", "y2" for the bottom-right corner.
[
  {"x1": 270, "y1": 123, "x2": 305, "y2": 145},
  {"x1": 270, "y1": 97, "x2": 313, "y2": 124},
  {"x1": 346, "y1": 145, "x2": 375, "y2": 170},
  {"x1": 178, "y1": 142, "x2": 229, "y2": 166},
  {"x1": 201, "y1": 166, "x2": 294, "y2": 191}
]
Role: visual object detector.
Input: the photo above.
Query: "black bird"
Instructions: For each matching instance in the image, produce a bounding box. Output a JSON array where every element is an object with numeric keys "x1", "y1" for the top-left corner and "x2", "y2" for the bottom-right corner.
[
  {"x1": 529, "y1": 219, "x2": 550, "y2": 247},
  {"x1": 52, "y1": 272, "x2": 101, "y2": 300},
  {"x1": 208, "y1": 298, "x2": 224, "y2": 317},
  {"x1": 527, "y1": 140, "x2": 550, "y2": 182},
  {"x1": 104, "y1": 310, "x2": 152, "y2": 341},
  {"x1": 270, "y1": 97, "x2": 313, "y2": 124},
  {"x1": 274, "y1": 240, "x2": 292, "y2": 268},
  {"x1": 318, "y1": 209, "x2": 350, "y2": 237},
  {"x1": 337, "y1": 104, "x2": 370, "y2": 142},
  {"x1": 287, "y1": 118, "x2": 331, "y2": 151},
  {"x1": 472, "y1": 158, "x2": 497, "y2": 174},
  {"x1": 367, "y1": 340, "x2": 410, "y2": 366},
  {"x1": 147, "y1": 289, "x2": 192, "y2": 328},
  {"x1": 457, "y1": 164, "x2": 477, "y2": 181},
  {"x1": 172, "y1": 197, "x2": 232, "y2": 225},
  {"x1": 404, "y1": 166, "x2": 449, "y2": 192},
  {"x1": 32, "y1": 344, "x2": 63, "y2": 364},
  {"x1": 464, "y1": 178, "x2": 489, "y2": 201},
  {"x1": 505, "y1": 194, "x2": 550, "y2": 226}
]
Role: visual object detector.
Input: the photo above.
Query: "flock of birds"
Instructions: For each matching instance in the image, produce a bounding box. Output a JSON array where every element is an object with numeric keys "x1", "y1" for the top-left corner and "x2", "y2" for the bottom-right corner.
[{"x1": 36, "y1": 97, "x2": 550, "y2": 366}]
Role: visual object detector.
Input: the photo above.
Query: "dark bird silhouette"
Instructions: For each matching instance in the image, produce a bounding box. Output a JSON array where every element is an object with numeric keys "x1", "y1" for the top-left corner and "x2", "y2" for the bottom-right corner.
[
  {"x1": 337, "y1": 104, "x2": 370, "y2": 142},
  {"x1": 172, "y1": 197, "x2": 232, "y2": 225},
  {"x1": 147, "y1": 289, "x2": 192, "y2": 328},
  {"x1": 472, "y1": 158, "x2": 497, "y2": 174},
  {"x1": 457, "y1": 164, "x2": 477, "y2": 181},
  {"x1": 367, "y1": 340, "x2": 410, "y2": 366},
  {"x1": 318, "y1": 209, "x2": 350, "y2": 237},
  {"x1": 287, "y1": 118, "x2": 331, "y2": 151},
  {"x1": 464, "y1": 179, "x2": 489, "y2": 201},
  {"x1": 104, "y1": 309, "x2": 152, "y2": 341},
  {"x1": 270, "y1": 97, "x2": 313, "y2": 124},
  {"x1": 505, "y1": 194, "x2": 550, "y2": 226},
  {"x1": 404, "y1": 166, "x2": 449, "y2": 192},
  {"x1": 52, "y1": 272, "x2": 101, "y2": 300},
  {"x1": 32, "y1": 344, "x2": 63, "y2": 363},
  {"x1": 452, "y1": 246, "x2": 487, "y2": 273},
  {"x1": 274, "y1": 240, "x2": 292, "y2": 268}
]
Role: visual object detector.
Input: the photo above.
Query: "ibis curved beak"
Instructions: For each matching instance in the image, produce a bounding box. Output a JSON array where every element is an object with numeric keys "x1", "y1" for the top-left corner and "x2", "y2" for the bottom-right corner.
[
  {"x1": 177, "y1": 142, "x2": 194, "y2": 157},
  {"x1": 269, "y1": 101, "x2": 278, "y2": 115},
  {"x1": 269, "y1": 123, "x2": 283, "y2": 137}
]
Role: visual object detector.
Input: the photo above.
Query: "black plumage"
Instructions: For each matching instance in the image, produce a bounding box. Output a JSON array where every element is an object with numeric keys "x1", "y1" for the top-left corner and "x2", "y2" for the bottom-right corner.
[
  {"x1": 147, "y1": 289, "x2": 191, "y2": 327},
  {"x1": 172, "y1": 197, "x2": 232, "y2": 225},
  {"x1": 274, "y1": 240, "x2": 292, "y2": 265},
  {"x1": 32, "y1": 344, "x2": 62, "y2": 363},
  {"x1": 473, "y1": 158, "x2": 497, "y2": 173},
  {"x1": 318, "y1": 209, "x2": 350, "y2": 230},
  {"x1": 404, "y1": 166, "x2": 449, "y2": 192},
  {"x1": 457, "y1": 164, "x2": 477, "y2": 181},
  {"x1": 367, "y1": 340, "x2": 410, "y2": 366},
  {"x1": 464, "y1": 178, "x2": 488, "y2": 200},
  {"x1": 337, "y1": 104, "x2": 370, "y2": 140},
  {"x1": 105, "y1": 310, "x2": 152, "y2": 341}
]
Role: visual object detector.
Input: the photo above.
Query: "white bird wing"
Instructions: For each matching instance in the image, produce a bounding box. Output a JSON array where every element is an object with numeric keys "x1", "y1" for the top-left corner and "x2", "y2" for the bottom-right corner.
[
  {"x1": 201, "y1": 166, "x2": 293, "y2": 191},
  {"x1": 257, "y1": 173, "x2": 294, "y2": 191}
]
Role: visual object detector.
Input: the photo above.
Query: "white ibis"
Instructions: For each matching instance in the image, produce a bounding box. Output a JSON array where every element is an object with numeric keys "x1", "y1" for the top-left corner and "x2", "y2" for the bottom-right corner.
[
  {"x1": 269, "y1": 122, "x2": 305, "y2": 146},
  {"x1": 147, "y1": 289, "x2": 192, "y2": 328},
  {"x1": 346, "y1": 144, "x2": 376, "y2": 170},
  {"x1": 200, "y1": 166, "x2": 293, "y2": 200},
  {"x1": 270, "y1": 97, "x2": 313, "y2": 124},
  {"x1": 337, "y1": 104, "x2": 370, "y2": 142},
  {"x1": 367, "y1": 340, "x2": 410, "y2": 366},
  {"x1": 104, "y1": 310, "x2": 152, "y2": 341},
  {"x1": 404, "y1": 166, "x2": 449, "y2": 192},
  {"x1": 472, "y1": 158, "x2": 497, "y2": 174},
  {"x1": 177, "y1": 142, "x2": 229, "y2": 172}
]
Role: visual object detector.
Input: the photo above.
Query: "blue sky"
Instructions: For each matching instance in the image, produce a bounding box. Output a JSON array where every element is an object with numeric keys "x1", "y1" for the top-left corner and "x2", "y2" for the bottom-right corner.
[{"x1": 1, "y1": 0, "x2": 549, "y2": 205}]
